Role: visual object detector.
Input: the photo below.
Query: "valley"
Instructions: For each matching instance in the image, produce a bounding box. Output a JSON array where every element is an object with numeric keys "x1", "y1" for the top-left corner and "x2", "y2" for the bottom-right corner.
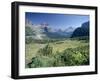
[
  {"x1": 25, "y1": 18, "x2": 90, "y2": 68},
  {"x1": 25, "y1": 37, "x2": 89, "y2": 68}
]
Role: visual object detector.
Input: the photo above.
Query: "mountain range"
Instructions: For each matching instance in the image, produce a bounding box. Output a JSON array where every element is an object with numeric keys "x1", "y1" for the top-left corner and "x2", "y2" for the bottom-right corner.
[
  {"x1": 25, "y1": 19, "x2": 89, "y2": 40},
  {"x1": 25, "y1": 20, "x2": 75, "y2": 39}
]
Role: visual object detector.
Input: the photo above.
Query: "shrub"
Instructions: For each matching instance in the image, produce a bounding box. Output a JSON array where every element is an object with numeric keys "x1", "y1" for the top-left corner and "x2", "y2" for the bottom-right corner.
[
  {"x1": 28, "y1": 56, "x2": 55, "y2": 68},
  {"x1": 37, "y1": 44, "x2": 53, "y2": 56},
  {"x1": 27, "y1": 45, "x2": 89, "y2": 68},
  {"x1": 25, "y1": 37, "x2": 33, "y2": 44}
]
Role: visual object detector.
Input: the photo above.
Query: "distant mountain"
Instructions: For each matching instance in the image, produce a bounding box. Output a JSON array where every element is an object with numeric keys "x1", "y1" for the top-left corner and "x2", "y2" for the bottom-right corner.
[
  {"x1": 71, "y1": 21, "x2": 89, "y2": 38},
  {"x1": 25, "y1": 19, "x2": 76, "y2": 39},
  {"x1": 64, "y1": 27, "x2": 75, "y2": 33}
]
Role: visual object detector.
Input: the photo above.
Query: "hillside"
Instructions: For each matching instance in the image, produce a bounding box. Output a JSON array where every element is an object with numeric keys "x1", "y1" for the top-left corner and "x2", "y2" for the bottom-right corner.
[{"x1": 71, "y1": 21, "x2": 89, "y2": 37}]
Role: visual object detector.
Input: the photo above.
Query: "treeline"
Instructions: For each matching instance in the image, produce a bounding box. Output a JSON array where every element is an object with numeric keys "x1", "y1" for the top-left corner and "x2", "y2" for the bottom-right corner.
[
  {"x1": 25, "y1": 37, "x2": 67, "y2": 44},
  {"x1": 71, "y1": 36, "x2": 89, "y2": 43},
  {"x1": 26, "y1": 36, "x2": 89, "y2": 44},
  {"x1": 25, "y1": 26, "x2": 35, "y2": 36}
]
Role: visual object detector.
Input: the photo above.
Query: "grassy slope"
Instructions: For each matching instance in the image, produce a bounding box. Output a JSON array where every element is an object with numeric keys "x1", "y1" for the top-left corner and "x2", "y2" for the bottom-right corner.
[{"x1": 25, "y1": 39, "x2": 89, "y2": 66}]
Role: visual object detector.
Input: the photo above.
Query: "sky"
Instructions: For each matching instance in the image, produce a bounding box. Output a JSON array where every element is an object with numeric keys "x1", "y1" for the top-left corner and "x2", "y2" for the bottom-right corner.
[{"x1": 25, "y1": 12, "x2": 89, "y2": 30}]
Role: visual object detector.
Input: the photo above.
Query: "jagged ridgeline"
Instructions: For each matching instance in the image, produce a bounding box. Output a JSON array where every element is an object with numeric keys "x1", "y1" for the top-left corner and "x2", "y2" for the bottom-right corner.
[
  {"x1": 25, "y1": 19, "x2": 89, "y2": 40},
  {"x1": 25, "y1": 19, "x2": 75, "y2": 40}
]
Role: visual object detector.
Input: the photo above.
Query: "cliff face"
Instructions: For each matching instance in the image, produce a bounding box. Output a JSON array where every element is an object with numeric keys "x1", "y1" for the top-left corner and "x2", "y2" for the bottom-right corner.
[{"x1": 71, "y1": 21, "x2": 89, "y2": 37}]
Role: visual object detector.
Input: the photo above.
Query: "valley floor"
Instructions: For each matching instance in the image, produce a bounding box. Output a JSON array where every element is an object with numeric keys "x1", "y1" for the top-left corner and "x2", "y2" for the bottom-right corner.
[{"x1": 25, "y1": 38, "x2": 89, "y2": 68}]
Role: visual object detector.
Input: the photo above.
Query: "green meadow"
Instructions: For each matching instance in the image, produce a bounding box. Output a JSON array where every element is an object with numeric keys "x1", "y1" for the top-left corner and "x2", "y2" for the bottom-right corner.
[{"x1": 25, "y1": 37, "x2": 89, "y2": 68}]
